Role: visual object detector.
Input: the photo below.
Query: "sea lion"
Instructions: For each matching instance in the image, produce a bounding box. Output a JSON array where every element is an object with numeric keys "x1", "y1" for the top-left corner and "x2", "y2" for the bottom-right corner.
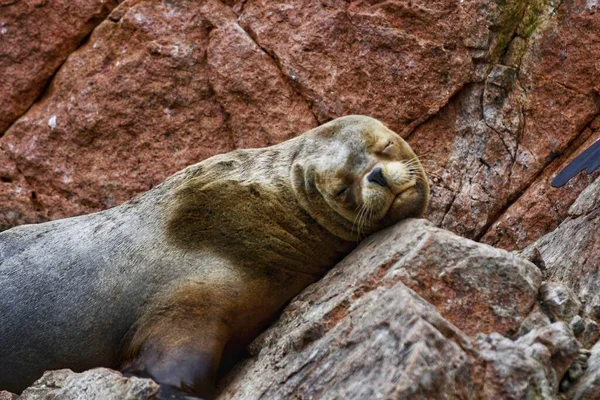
[{"x1": 0, "y1": 115, "x2": 429, "y2": 397}]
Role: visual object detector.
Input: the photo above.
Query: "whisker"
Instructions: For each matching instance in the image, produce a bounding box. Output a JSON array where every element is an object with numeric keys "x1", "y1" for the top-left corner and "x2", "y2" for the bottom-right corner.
[
  {"x1": 352, "y1": 204, "x2": 364, "y2": 235},
  {"x1": 355, "y1": 206, "x2": 365, "y2": 240}
]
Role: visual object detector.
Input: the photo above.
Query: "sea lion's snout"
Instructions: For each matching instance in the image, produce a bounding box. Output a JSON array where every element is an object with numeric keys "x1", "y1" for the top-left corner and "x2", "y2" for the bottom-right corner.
[{"x1": 366, "y1": 166, "x2": 388, "y2": 187}]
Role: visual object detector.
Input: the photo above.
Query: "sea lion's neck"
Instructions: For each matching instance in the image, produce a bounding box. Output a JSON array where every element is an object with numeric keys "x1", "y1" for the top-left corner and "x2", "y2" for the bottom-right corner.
[{"x1": 160, "y1": 138, "x2": 354, "y2": 276}]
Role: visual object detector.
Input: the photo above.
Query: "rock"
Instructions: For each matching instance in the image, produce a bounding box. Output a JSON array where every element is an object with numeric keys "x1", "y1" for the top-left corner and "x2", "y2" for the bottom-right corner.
[
  {"x1": 518, "y1": 309, "x2": 551, "y2": 337},
  {"x1": 0, "y1": 0, "x2": 119, "y2": 134},
  {"x1": 216, "y1": 220, "x2": 574, "y2": 399},
  {"x1": 539, "y1": 282, "x2": 582, "y2": 323},
  {"x1": 238, "y1": 0, "x2": 485, "y2": 130},
  {"x1": 413, "y1": 0, "x2": 600, "y2": 243},
  {"x1": 477, "y1": 0, "x2": 600, "y2": 250},
  {"x1": 571, "y1": 315, "x2": 585, "y2": 337},
  {"x1": 583, "y1": 319, "x2": 600, "y2": 349},
  {"x1": 206, "y1": 21, "x2": 317, "y2": 148},
  {"x1": 482, "y1": 129, "x2": 600, "y2": 251},
  {"x1": 476, "y1": 322, "x2": 579, "y2": 398},
  {"x1": 0, "y1": 0, "x2": 316, "y2": 230},
  {"x1": 568, "y1": 315, "x2": 600, "y2": 349},
  {"x1": 296, "y1": 218, "x2": 540, "y2": 339},
  {"x1": 0, "y1": 391, "x2": 17, "y2": 400},
  {"x1": 515, "y1": 322, "x2": 580, "y2": 381},
  {"x1": 344, "y1": 219, "x2": 542, "y2": 337},
  {"x1": 2, "y1": 0, "x2": 598, "y2": 249},
  {"x1": 225, "y1": 278, "x2": 480, "y2": 399},
  {"x1": 18, "y1": 368, "x2": 159, "y2": 400},
  {"x1": 525, "y1": 177, "x2": 600, "y2": 325},
  {"x1": 569, "y1": 342, "x2": 600, "y2": 400},
  {"x1": 567, "y1": 358, "x2": 585, "y2": 382}
]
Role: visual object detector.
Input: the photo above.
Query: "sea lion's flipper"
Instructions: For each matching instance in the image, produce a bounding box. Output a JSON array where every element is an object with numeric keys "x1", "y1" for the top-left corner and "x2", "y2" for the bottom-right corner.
[
  {"x1": 123, "y1": 284, "x2": 232, "y2": 399},
  {"x1": 551, "y1": 139, "x2": 600, "y2": 187},
  {"x1": 123, "y1": 320, "x2": 228, "y2": 399}
]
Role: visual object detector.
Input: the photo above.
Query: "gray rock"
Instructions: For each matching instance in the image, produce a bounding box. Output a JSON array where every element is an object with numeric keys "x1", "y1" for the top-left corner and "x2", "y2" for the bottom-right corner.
[
  {"x1": 518, "y1": 309, "x2": 552, "y2": 337},
  {"x1": 539, "y1": 282, "x2": 582, "y2": 322},
  {"x1": 18, "y1": 368, "x2": 159, "y2": 400},
  {"x1": 526, "y1": 178, "x2": 600, "y2": 325},
  {"x1": 569, "y1": 342, "x2": 600, "y2": 400},
  {"x1": 215, "y1": 220, "x2": 568, "y2": 399},
  {"x1": 570, "y1": 315, "x2": 585, "y2": 337},
  {"x1": 476, "y1": 322, "x2": 579, "y2": 399},
  {"x1": 583, "y1": 319, "x2": 600, "y2": 349},
  {"x1": 297, "y1": 218, "x2": 542, "y2": 339}
]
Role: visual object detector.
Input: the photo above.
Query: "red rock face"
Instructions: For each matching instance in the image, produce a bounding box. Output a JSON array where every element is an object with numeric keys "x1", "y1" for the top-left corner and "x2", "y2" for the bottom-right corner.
[
  {"x1": 479, "y1": 0, "x2": 600, "y2": 249},
  {"x1": 238, "y1": 0, "x2": 487, "y2": 131},
  {"x1": 482, "y1": 128, "x2": 600, "y2": 249},
  {"x1": 0, "y1": 0, "x2": 316, "y2": 228},
  {"x1": 0, "y1": 0, "x2": 119, "y2": 135},
  {"x1": 0, "y1": 0, "x2": 599, "y2": 251},
  {"x1": 410, "y1": 0, "x2": 600, "y2": 245}
]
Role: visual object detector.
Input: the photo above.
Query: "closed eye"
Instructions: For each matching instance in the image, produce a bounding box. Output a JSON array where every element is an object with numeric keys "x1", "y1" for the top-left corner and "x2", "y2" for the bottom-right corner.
[
  {"x1": 336, "y1": 186, "x2": 350, "y2": 197},
  {"x1": 380, "y1": 140, "x2": 395, "y2": 155}
]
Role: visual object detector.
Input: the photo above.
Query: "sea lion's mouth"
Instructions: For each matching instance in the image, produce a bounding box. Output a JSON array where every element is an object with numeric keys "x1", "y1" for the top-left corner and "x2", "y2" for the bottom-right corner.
[
  {"x1": 390, "y1": 184, "x2": 417, "y2": 209},
  {"x1": 382, "y1": 179, "x2": 424, "y2": 221},
  {"x1": 391, "y1": 180, "x2": 417, "y2": 196}
]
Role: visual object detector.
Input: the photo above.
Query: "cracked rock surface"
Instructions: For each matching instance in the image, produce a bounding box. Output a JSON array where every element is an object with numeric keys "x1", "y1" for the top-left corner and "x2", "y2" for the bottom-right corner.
[
  {"x1": 1, "y1": 0, "x2": 598, "y2": 242},
  {"x1": 0, "y1": 0, "x2": 119, "y2": 135},
  {"x1": 526, "y1": 177, "x2": 600, "y2": 328},
  {"x1": 14, "y1": 368, "x2": 158, "y2": 400},
  {"x1": 217, "y1": 219, "x2": 578, "y2": 399},
  {"x1": 2, "y1": 0, "x2": 600, "y2": 399}
]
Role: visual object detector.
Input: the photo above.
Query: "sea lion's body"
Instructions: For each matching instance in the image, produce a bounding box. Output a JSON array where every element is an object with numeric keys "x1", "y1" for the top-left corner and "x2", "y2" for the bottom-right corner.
[{"x1": 0, "y1": 116, "x2": 429, "y2": 396}]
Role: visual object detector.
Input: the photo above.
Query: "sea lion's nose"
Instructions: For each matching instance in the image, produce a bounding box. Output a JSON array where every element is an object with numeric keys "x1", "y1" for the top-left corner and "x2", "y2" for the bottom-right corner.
[{"x1": 367, "y1": 166, "x2": 387, "y2": 187}]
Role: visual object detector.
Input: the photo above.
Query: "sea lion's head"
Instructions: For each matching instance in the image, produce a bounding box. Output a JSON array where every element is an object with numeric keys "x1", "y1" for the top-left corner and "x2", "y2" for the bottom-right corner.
[{"x1": 291, "y1": 115, "x2": 429, "y2": 241}]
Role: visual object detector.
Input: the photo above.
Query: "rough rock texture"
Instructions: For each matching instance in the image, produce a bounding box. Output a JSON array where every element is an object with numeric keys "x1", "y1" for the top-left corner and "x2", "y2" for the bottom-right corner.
[
  {"x1": 2, "y1": 219, "x2": 588, "y2": 398},
  {"x1": 238, "y1": 0, "x2": 485, "y2": 130},
  {"x1": 517, "y1": 162, "x2": 600, "y2": 394},
  {"x1": 0, "y1": 0, "x2": 316, "y2": 229},
  {"x1": 1, "y1": 0, "x2": 599, "y2": 246},
  {"x1": 526, "y1": 176, "x2": 600, "y2": 325},
  {"x1": 0, "y1": 0, "x2": 119, "y2": 135},
  {"x1": 217, "y1": 219, "x2": 576, "y2": 399},
  {"x1": 414, "y1": 0, "x2": 600, "y2": 245},
  {"x1": 16, "y1": 368, "x2": 158, "y2": 400},
  {"x1": 569, "y1": 343, "x2": 600, "y2": 400},
  {"x1": 306, "y1": 219, "x2": 543, "y2": 338},
  {"x1": 0, "y1": 391, "x2": 16, "y2": 400},
  {"x1": 475, "y1": 322, "x2": 579, "y2": 399},
  {"x1": 482, "y1": 128, "x2": 600, "y2": 250},
  {"x1": 539, "y1": 282, "x2": 582, "y2": 323}
]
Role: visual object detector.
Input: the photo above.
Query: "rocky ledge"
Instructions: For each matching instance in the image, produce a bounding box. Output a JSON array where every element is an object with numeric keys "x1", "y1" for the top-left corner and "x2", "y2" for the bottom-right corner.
[{"x1": 4, "y1": 176, "x2": 599, "y2": 399}]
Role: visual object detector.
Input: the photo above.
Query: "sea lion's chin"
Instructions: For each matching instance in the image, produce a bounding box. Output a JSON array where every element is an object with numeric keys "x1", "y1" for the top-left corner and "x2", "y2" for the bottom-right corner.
[{"x1": 384, "y1": 184, "x2": 423, "y2": 223}]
